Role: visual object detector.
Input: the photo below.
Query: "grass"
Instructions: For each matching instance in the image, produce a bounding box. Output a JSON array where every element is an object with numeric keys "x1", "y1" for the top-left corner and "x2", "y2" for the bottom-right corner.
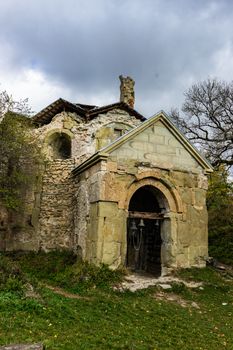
[{"x1": 0, "y1": 252, "x2": 233, "y2": 349}]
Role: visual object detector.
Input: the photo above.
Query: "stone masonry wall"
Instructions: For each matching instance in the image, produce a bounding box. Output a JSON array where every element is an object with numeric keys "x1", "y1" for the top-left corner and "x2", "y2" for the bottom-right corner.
[
  {"x1": 1, "y1": 104, "x2": 209, "y2": 267},
  {"x1": 74, "y1": 135, "x2": 209, "y2": 271},
  {"x1": 38, "y1": 159, "x2": 75, "y2": 251},
  {"x1": 119, "y1": 75, "x2": 135, "y2": 108},
  {"x1": 71, "y1": 109, "x2": 141, "y2": 163},
  {"x1": 2, "y1": 108, "x2": 139, "y2": 252},
  {"x1": 30, "y1": 109, "x2": 142, "y2": 251},
  {"x1": 110, "y1": 120, "x2": 203, "y2": 173},
  {"x1": 34, "y1": 110, "x2": 141, "y2": 164}
]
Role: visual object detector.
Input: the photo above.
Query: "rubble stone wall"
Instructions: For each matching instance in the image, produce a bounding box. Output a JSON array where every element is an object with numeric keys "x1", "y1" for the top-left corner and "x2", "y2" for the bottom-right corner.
[
  {"x1": 0, "y1": 109, "x2": 141, "y2": 252},
  {"x1": 35, "y1": 110, "x2": 141, "y2": 164},
  {"x1": 34, "y1": 109, "x2": 141, "y2": 250},
  {"x1": 35, "y1": 109, "x2": 141, "y2": 251},
  {"x1": 38, "y1": 159, "x2": 75, "y2": 251}
]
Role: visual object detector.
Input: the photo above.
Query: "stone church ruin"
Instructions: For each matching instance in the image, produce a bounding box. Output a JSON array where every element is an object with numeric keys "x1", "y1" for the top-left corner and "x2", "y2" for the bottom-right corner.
[{"x1": 1, "y1": 76, "x2": 213, "y2": 276}]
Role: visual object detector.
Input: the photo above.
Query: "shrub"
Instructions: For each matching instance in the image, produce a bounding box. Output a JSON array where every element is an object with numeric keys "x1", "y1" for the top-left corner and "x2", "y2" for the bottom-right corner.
[{"x1": 0, "y1": 254, "x2": 26, "y2": 293}]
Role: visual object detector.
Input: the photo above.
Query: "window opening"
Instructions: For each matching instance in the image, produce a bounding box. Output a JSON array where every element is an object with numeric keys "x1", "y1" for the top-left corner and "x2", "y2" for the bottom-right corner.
[
  {"x1": 49, "y1": 133, "x2": 71, "y2": 160},
  {"x1": 113, "y1": 128, "x2": 124, "y2": 138}
]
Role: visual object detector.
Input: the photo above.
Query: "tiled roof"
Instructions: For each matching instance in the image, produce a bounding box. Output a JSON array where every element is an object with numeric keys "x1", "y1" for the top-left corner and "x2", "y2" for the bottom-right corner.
[
  {"x1": 87, "y1": 102, "x2": 146, "y2": 121},
  {"x1": 32, "y1": 99, "x2": 86, "y2": 126},
  {"x1": 32, "y1": 99, "x2": 145, "y2": 126}
]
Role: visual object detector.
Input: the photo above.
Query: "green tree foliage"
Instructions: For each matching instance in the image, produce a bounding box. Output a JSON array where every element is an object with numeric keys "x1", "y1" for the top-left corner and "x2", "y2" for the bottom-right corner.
[
  {"x1": 207, "y1": 167, "x2": 233, "y2": 264},
  {"x1": 0, "y1": 95, "x2": 39, "y2": 211}
]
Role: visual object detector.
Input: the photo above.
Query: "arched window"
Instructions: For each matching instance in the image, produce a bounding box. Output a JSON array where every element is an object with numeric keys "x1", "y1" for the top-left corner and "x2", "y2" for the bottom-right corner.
[{"x1": 48, "y1": 132, "x2": 71, "y2": 160}]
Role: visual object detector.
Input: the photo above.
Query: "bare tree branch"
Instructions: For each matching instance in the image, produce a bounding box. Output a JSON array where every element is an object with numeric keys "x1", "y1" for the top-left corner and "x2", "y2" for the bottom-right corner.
[
  {"x1": 170, "y1": 79, "x2": 233, "y2": 170},
  {"x1": 0, "y1": 90, "x2": 32, "y2": 122}
]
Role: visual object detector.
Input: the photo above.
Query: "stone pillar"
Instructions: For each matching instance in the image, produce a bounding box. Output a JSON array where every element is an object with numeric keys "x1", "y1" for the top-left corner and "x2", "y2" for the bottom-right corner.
[{"x1": 119, "y1": 75, "x2": 135, "y2": 108}]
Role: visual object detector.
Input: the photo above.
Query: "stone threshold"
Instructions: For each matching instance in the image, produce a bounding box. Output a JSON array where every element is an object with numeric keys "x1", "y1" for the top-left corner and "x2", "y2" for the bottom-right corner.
[{"x1": 114, "y1": 273, "x2": 203, "y2": 292}]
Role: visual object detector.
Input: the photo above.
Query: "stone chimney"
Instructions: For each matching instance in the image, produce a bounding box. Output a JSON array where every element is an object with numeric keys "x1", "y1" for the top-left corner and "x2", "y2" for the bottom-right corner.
[{"x1": 119, "y1": 75, "x2": 135, "y2": 109}]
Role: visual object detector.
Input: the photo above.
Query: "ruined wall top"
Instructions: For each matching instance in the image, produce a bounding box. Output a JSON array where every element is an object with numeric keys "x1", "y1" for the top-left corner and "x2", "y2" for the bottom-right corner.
[{"x1": 119, "y1": 75, "x2": 135, "y2": 109}]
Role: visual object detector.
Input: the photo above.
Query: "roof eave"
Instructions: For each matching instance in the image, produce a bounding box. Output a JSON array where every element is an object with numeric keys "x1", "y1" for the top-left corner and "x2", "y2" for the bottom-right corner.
[
  {"x1": 87, "y1": 101, "x2": 146, "y2": 121},
  {"x1": 32, "y1": 98, "x2": 86, "y2": 126},
  {"x1": 32, "y1": 100, "x2": 146, "y2": 126}
]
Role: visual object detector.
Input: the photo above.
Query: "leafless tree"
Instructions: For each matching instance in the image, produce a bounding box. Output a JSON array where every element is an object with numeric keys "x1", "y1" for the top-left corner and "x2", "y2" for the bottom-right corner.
[
  {"x1": 0, "y1": 90, "x2": 31, "y2": 122},
  {"x1": 170, "y1": 79, "x2": 233, "y2": 169}
]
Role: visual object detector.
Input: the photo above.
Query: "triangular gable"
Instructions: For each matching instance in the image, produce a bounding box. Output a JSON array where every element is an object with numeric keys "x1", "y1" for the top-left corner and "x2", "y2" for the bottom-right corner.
[
  {"x1": 101, "y1": 111, "x2": 212, "y2": 171},
  {"x1": 73, "y1": 111, "x2": 213, "y2": 175}
]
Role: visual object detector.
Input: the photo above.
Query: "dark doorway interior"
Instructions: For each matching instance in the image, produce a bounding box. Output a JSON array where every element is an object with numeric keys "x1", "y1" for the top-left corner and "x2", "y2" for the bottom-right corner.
[
  {"x1": 127, "y1": 186, "x2": 163, "y2": 276},
  {"x1": 129, "y1": 186, "x2": 160, "y2": 212}
]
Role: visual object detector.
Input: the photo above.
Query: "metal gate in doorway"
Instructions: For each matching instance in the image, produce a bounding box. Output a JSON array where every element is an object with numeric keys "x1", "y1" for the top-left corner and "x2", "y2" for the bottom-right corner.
[
  {"x1": 127, "y1": 215, "x2": 163, "y2": 276},
  {"x1": 126, "y1": 185, "x2": 166, "y2": 276}
]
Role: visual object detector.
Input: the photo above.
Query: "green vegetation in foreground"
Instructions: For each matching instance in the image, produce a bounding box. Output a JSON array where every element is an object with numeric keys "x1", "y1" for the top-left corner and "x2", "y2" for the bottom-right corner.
[
  {"x1": 207, "y1": 167, "x2": 233, "y2": 265},
  {"x1": 0, "y1": 252, "x2": 233, "y2": 350}
]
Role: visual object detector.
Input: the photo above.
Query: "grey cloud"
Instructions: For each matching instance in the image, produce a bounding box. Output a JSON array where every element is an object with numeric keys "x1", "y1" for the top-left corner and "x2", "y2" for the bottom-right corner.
[{"x1": 0, "y1": 0, "x2": 233, "y2": 115}]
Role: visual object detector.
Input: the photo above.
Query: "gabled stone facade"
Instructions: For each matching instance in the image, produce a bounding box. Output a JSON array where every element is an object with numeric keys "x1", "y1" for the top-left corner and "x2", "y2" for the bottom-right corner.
[{"x1": 1, "y1": 76, "x2": 213, "y2": 276}]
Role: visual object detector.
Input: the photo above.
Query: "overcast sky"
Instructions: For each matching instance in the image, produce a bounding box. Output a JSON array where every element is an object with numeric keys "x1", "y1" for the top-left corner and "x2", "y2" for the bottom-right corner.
[{"x1": 0, "y1": 0, "x2": 233, "y2": 117}]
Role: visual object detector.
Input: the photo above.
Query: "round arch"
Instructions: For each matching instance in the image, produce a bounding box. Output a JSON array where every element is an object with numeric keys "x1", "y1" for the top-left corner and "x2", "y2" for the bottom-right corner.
[
  {"x1": 44, "y1": 129, "x2": 74, "y2": 160},
  {"x1": 125, "y1": 177, "x2": 182, "y2": 276},
  {"x1": 125, "y1": 177, "x2": 183, "y2": 214},
  {"x1": 44, "y1": 128, "x2": 74, "y2": 143},
  {"x1": 126, "y1": 184, "x2": 169, "y2": 276}
]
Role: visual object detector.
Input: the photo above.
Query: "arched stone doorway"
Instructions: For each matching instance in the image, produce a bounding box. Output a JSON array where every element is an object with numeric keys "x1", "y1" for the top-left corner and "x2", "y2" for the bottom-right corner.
[{"x1": 126, "y1": 185, "x2": 169, "y2": 276}]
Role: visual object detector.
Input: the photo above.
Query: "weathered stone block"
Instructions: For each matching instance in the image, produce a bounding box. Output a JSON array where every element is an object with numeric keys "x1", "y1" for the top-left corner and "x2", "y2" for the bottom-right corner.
[
  {"x1": 97, "y1": 201, "x2": 118, "y2": 218},
  {"x1": 180, "y1": 188, "x2": 192, "y2": 205},
  {"x1": 106, "y1": 161, "x2": 118, "y2": 172},
  {"x1": 194, "y1": 188, "x2": 206, "y2": 207},
  {"x1": 63, "y1": 119, "x2": 75, "y2": 130}
]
